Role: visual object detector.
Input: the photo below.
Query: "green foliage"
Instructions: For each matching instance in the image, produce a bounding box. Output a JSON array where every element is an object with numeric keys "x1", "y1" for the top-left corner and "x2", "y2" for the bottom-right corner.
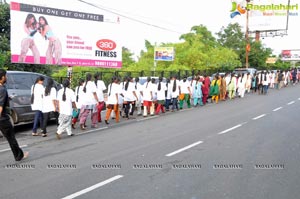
[
  {"x1": 133, "y1": 25, "x2": 241, "y2": 74},
  {"x1": 217, "y1": 23, "x2": 244, "y2": 53},
  {"x1": 122, "y1": 47, "x2": 135, "y2": 68},
  {"x1": 273, "y1": 59, "x2": 291, "y2": 70},
  {"x1": 216, "y1": 23, "x2": 276, "y2": 70}
]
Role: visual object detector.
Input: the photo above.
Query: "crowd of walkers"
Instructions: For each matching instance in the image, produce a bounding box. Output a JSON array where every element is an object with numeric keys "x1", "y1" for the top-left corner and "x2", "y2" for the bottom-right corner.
[
  {"x1": 27, "y1": 68, "x2": 299, "y2": 140},
  {"x1": 1, "y1": 68, "x2": 299, "y2": 161}
]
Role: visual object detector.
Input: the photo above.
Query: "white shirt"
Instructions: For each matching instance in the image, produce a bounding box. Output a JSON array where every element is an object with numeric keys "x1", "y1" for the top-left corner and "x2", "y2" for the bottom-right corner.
[
  {"x1": 42, "y1": 87, "x2": 56, "y2": 113},
  {"x1": 74, "y1": 85, "x2": 84, "y2": 109},
  {"x1": 31, "y1": 83, "x2": 44, "y2": 111},
  {"x1": 180, "y1": 80, "x2": 191, "y2": 94},
  {"x1": 81, "y1": 81, "x2": 97, "y2": 105},
  {"x1": 142, "y1": 81, "x2": 155, "y2": 101},
  {"x1": 170, "y1": 79, "x2": 180, "y2": 98},
  {"x1": 118, "y1": 82, "x2": 125, "y2": 104},
  {"x1": 225, "y1": 75, "x2": 231, "y2": 86},
  {"x1": 166, "y1": 82, "x2": 172, "y2": 100},
  {"x1": 262, "y1": 74, "x2": 270, "y2": 85},
  {"x1": 57, "y1": 87, "x2": 75, "y2": 116},
  {"x1": 106, "y1": 83, "x2": 119, "y2": 105},
  {"x1": 123, "y1": 82, "x2": 136, "y2": 102},
  {"x1": 95, "y1": 80, "x2": 106, "y2": 102},
  {"x1": 134, "y1": 81, "x2": 142, "y2": 101},
  {"x1": 156, "y1": 82, "x2": 167, "y2": 100}
]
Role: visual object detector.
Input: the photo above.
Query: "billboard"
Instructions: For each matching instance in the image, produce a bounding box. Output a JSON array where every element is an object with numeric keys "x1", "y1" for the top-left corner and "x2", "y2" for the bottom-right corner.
[
  {"x1": 10, "y1": 1, "x2": 122, "y2": 68},
  {"x1": 154, "y1": 47, "x2": 174, "y2": 61},
  {"x1": 248, "y1": 0, "x2": 298, "y2": 32},
  {"x1": 281, "y1": 49, "x2": 300, "y2": 61},
  {"x1": 266, "y1": 57, "x2": 277, "y2": 64}
]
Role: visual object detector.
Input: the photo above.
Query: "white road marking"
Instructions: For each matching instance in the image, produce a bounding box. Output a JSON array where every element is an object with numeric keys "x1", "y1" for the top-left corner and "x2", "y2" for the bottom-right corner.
[
  {"x1": 218, "y1": 124, "x2": 242, "y2": 135},
  {"x1": 137, "y1": 115, "x2": 159, "y2": 122},
  {"x1": 298, "y1": 98, "x2": 300, "y2": 101},
  {"x1": 287, "y1": 101, "x2": 295, "y2": 105},
  {"x1": 165, "y1": 141, "x2": 203, "y2": 157},
  {"x1": 252, "y1": 114, "x2": 266, "y2": 120},
  {"x1": 76, "y1": 127, "x2": 108, "y2": 135},
  {"x1": 273, "y1": 107, "x2": 283, "y2": 112},
  {"x1": 61, "y1": 175, "x2": 124, "y2": 199},
  {"x1": 0, "y1": 145, "x2": 28, "y2": 153}
]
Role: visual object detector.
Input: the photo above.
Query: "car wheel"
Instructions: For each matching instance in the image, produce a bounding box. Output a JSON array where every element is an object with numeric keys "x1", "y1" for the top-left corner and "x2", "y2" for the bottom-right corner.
[
  {"x1": 8, "y1": 114, "x2": 14, "y2": 126},
  {"x1": 0, "y1": 128, "x2": 3, "y2": 138}
]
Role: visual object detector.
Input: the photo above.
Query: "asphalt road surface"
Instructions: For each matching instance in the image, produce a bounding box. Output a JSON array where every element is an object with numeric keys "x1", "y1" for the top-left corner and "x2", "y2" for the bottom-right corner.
[{"x1": 0, "y1": 85, "x2": 300, "y2": 199}]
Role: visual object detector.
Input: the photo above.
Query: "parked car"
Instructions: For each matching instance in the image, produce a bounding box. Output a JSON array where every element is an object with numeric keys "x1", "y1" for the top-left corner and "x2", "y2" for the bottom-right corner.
[
  {"x1": 137, "y1": 76, "x2": 166, "y2": 85},
  {"x1": 6, "y1": 71, "x2": 61, "y2": 125},
  {"x1": 233, "y1": 68, "x2": 257, "y2": 76}
]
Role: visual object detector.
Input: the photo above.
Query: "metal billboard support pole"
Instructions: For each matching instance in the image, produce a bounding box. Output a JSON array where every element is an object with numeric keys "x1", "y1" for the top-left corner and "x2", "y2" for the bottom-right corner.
[{"x1": 245, "y1": 0, "x2": 250, "y2": 68}]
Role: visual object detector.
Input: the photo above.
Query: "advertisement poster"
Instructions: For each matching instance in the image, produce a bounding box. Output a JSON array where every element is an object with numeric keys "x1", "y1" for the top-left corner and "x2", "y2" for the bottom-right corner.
[
  {"x1": 281, "y1": 49, "x2": 300, "y2": 61},
  {"x1": 154, "y1": 47, "x2": 174, "y2": 61},
  {"x1": 10, "y1": 1, "x2": 122, "y2": 68}
]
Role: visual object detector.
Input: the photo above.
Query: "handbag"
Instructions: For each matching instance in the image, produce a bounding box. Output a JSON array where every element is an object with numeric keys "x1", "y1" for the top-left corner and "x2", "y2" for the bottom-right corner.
[{"x1": 179, "y1": 93, "x2": 185, "y2": 100}]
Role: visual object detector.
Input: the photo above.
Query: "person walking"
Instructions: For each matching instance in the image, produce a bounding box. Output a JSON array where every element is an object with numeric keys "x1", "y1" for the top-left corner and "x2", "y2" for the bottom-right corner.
[
  {"x1": 210, "y1": 75, "x2": 220, "y2": 103},
  {"x1": 193, "y1": 77, "x2": 203, "y2": 106},
  {"x1": 134, "y1": 77, "x2": 143, "y2": 116},
  {"x1": 155, "y1": 77, "x2": 167, "y2": 114},
  {"x1": 0, "y1": 69, "x2": 29, "y2": 161},
  {"x1": 123, "y1": 77, "x2": 138, "y2": 119},
  {"x1": 202, "y1": 74, "x2": 210, "y2": 105},
  {"x1": 79, "y1": 73, "x2": 99, "y2": 130},
  {"x1": 179, "y1": 76, "x2": 192, "y2": 109},
  {"x1": 56, "y1": 79, "x2": 76, "y2": 139},
  {"x1": 105, "y1": 77, "x2": 120, "y2": 124},
  {"x1": 141, "y1": 77, "x2": 155, "y2": 116},
  {"x1": 228, "y1": 74, "x2": 236, "y2": 100},
  {"x1": 72, "y1": 78, "x2": 84, "y2": 129},
  {"x1": 170, "y1": 75, "x2": 180, "y2": 111},
  {"x1": 94, "y1": 73, "x2": 106, "y2": 123},
  {"x1": 219, "y1": 75, "x2": 227, "y2": 101},
  {"x1": 31, "y1": 76, "x2": 44, "y2": 136},
  {"x1": 164, "y1": 78, "x2": 172, "y2": 111},
  {"x1": 41, "y1": 78, "x2": 57, "y2": 137}
]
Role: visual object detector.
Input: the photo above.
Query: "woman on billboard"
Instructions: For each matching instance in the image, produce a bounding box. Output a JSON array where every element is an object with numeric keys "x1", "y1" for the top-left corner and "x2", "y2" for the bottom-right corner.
[
  {"x1": 18, "y1": 13, "x2": 40, "y2": 64},
  {"x1": 38, "y1": 16, "x2": 62, "y2": 65}
]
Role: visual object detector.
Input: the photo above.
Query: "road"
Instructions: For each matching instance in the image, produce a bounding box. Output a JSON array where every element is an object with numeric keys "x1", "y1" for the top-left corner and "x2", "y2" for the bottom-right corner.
[{"x1": 0, "y1": 85, "x2": 300, "y2": 199}]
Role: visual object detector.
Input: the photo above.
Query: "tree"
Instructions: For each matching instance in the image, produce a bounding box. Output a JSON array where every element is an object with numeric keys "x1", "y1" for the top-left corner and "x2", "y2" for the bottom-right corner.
[
  {"x1": 131, "y1": 25, "x2": 241, "y2": 74},
  {"x1": 121, "y1": 47, "x2": 135, "y2": 68},
  {"x1": 216, "y1": 23, "x2": 273, "y2": 69},
  {"x1": 216, "y1": 23, "x2": 244, "y2": 53}
]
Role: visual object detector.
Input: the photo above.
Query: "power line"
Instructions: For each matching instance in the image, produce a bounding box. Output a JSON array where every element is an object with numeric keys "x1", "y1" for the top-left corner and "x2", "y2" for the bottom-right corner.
[{"x1": 77, "y1": 0, "x2": 184, "y2": 35}]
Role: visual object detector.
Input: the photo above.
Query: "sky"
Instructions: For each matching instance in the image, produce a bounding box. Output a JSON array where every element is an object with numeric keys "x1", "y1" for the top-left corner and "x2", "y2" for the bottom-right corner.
[{"x1": 7, "y1": 0, "x2": 300, "y2": 59}]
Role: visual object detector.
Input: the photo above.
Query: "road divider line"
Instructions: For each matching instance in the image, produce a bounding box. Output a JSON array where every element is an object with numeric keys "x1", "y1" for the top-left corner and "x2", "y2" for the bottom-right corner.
[
  {"x1": 0, "y1": 145, "x2": 28, "y2": 153},
  {"x1": 137, "y1": 115, "x2": 159, "y2": 122},
  {"x1": 165, "y1": 141, "x2": 203, "y2": 157},
  {"x1": 218, "y1": 124, "x2": 243, "y2": 135},
  {"x1": 273, "y1": 107, "x2": 283, "y2": 112},
  {"x1": 252, "y1": 114, "x2": 266, "y2": 120},
  {"x1": 287, "y1": 101, "x2": 295, "y2": 105},
  {"x1": 77, "y1": 127, "x2": 108, "y2": 135},
  {"x1": 62, "y1": 175, "x2": 124, "y2": 199}
]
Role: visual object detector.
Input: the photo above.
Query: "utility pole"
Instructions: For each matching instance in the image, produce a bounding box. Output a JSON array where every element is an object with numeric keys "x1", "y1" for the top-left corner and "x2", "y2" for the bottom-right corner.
[{"x1": 245, "y1": 0, "x2": 251, "y2": 68}]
